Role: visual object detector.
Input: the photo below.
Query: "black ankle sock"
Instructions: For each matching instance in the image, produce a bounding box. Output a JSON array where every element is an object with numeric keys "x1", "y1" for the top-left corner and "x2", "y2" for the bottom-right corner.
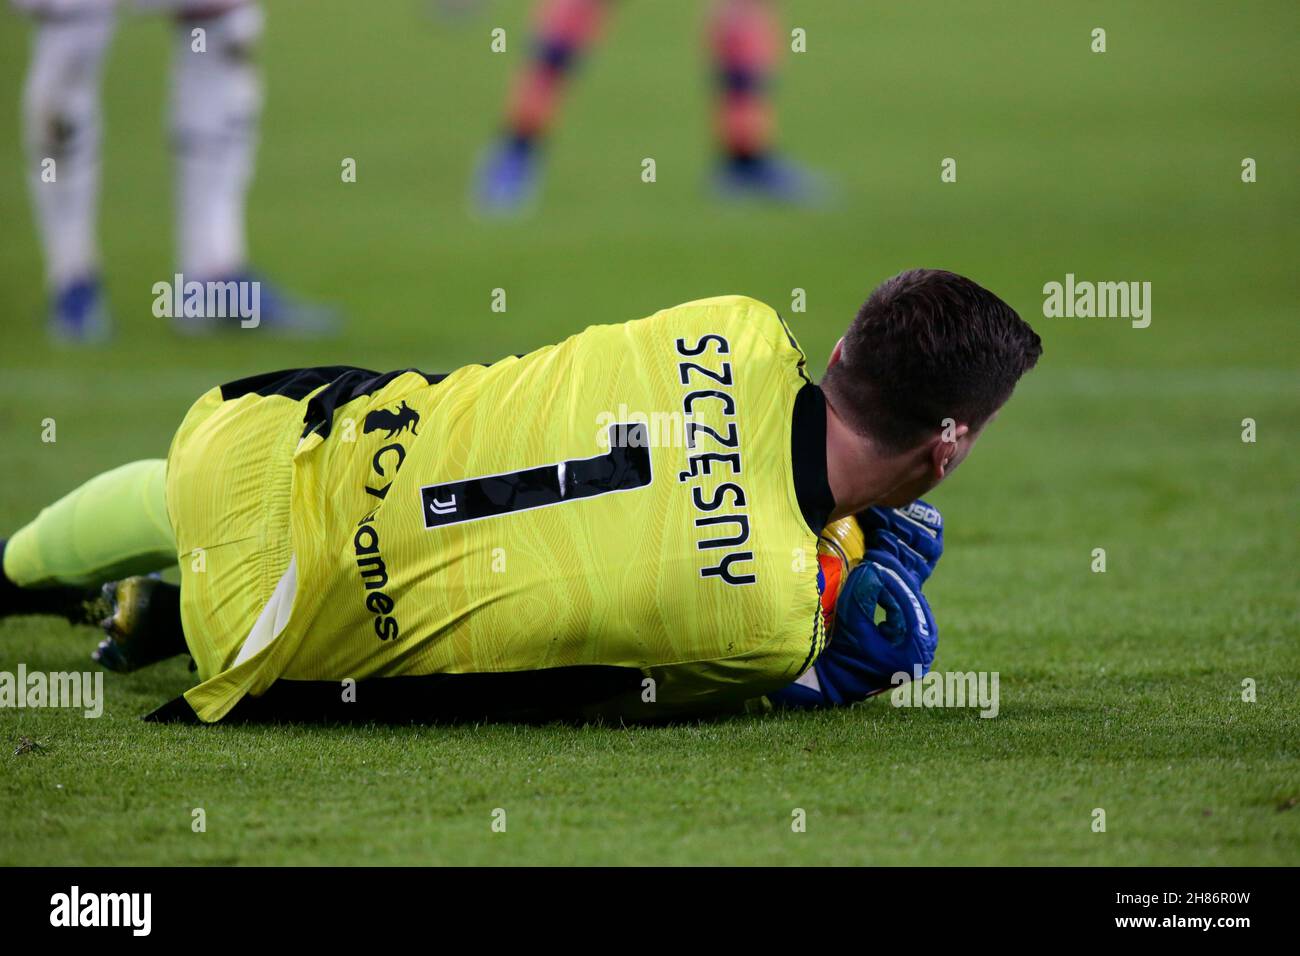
[
  {"x1": 726, "y1": 151, "x2": 767, "y2": 173},
  {"x1": 508, "y1": 131, "x2": 537, "y2": 155},
  {"x1": 146, "y1": 581, "x2": 186, "y2": 656},
  {"x1": 0, "y1": 539, "x2": 100, "y2": 623}
]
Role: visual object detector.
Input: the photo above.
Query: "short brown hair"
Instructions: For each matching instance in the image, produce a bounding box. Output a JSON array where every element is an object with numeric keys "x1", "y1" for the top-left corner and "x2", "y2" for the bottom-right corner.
[{"x1": 822, "y1": 269, "x2": 1042, "y2": 451}]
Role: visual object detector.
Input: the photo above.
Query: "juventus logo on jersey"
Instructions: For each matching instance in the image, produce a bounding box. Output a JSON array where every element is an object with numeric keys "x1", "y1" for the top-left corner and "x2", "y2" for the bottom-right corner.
[{"x1": 427, "y1": 492, "x2": 457, "y2": 516}]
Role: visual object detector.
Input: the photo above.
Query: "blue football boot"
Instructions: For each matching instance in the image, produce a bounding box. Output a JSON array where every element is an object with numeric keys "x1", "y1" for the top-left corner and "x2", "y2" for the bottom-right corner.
[
  {"x1": 48, "y1": 275, "x2": 111, "y2": 344},
  {"x1": 714, "y1": 153, "x2": 830, "y2": 205},
  {"x1": 173, "y1": 269, "x2": 341, "y2": 338},
  {"x1": 473, "y1": 136, "x2": 542, "y2": 215}
]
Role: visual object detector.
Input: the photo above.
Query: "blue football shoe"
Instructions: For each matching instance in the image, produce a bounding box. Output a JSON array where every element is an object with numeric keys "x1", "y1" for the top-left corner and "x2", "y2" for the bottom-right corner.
[
  {"x1": 714, "y1": 153, "x2": 830, "y2": 206},
  {"x1": 173, "y1": 270, "x2": 342, "y2": 338},
  {"x1": 48, "y1": 275, "x2": 111, "y2": 344},
  {"x1": 473, "y1": 136, "x2": 541, "y2": 215}
]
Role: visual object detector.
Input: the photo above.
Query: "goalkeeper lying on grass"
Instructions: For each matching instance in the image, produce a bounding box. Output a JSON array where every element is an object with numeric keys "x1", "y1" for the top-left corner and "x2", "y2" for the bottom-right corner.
[{"x1": 0, "y1": 269, "x2": 1041, "y2": 723}]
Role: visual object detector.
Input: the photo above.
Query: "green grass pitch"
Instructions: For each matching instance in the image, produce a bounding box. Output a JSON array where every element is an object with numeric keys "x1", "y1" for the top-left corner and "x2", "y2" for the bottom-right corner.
[{"x1": 0, "y1": 1, "x2": 1296, "y2": 865}]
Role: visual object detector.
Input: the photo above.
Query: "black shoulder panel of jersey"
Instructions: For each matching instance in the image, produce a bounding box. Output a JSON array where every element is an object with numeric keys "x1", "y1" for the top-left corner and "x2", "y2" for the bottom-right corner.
[
  {"x1": 791, "y1": 382, "x2": 835, "y2": 534},
  {"x1": 223, "y1": 360, "x2": 527, "y2": 442},
  {"x1": 215, "y1": 365, "x2": 446, "y2": 441},
  {"x1": 219, "y1": 365, "x2": 375, "y2": 403},
  {"x1": 299, "y1": 356, "x2": 531, "y2": 441},
  {"x1": 772, "y1": 310, "x2": 812, "y2": 384},
  {"x1": 299, "y1": 367, "x2": 449, "y2": 440}
]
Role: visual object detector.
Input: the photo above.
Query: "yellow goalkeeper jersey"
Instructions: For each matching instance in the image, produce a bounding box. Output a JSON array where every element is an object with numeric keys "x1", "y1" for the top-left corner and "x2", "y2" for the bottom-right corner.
[{"x1": 176, "y1": 296, "x2": 837, "y2": 722}]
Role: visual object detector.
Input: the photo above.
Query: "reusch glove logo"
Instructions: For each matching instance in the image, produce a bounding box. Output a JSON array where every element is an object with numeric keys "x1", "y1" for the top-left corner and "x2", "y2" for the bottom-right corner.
[{"x1": 898, "y1": 500, "x2": 941, "y2": 534}]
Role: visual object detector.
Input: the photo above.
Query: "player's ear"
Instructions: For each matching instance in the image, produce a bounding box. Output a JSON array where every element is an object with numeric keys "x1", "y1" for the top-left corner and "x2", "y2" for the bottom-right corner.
[
  {"x1": 827, "y1": 337, "x2": 845, "y2": 370},
  {"x1": 931, "y1": 422, "x2": 970, "y2": 479}
]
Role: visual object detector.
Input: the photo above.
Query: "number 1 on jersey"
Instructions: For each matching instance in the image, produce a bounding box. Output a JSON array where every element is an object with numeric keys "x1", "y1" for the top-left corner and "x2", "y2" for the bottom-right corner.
[{"x1": 421, "y1": 423, "x2": 652, "y2": 529}]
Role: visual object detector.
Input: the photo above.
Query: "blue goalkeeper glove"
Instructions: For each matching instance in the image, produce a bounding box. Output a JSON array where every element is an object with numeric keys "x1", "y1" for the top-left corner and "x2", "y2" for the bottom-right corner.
[
  {"x1": 858, "y1": 499, "x2": 944, "y2": 583},
  {"x1": 770, "y1": 549, "x2": 937, "y2": 709}
]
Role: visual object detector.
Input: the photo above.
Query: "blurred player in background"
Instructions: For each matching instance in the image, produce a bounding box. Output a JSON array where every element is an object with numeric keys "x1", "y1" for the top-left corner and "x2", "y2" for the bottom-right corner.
[
  {"x1": 475, "y1": 0, "x2": 825, "y2": 212},
  {"x1": 16, "y1": 0, "x2": 336, "y2": 341}
]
